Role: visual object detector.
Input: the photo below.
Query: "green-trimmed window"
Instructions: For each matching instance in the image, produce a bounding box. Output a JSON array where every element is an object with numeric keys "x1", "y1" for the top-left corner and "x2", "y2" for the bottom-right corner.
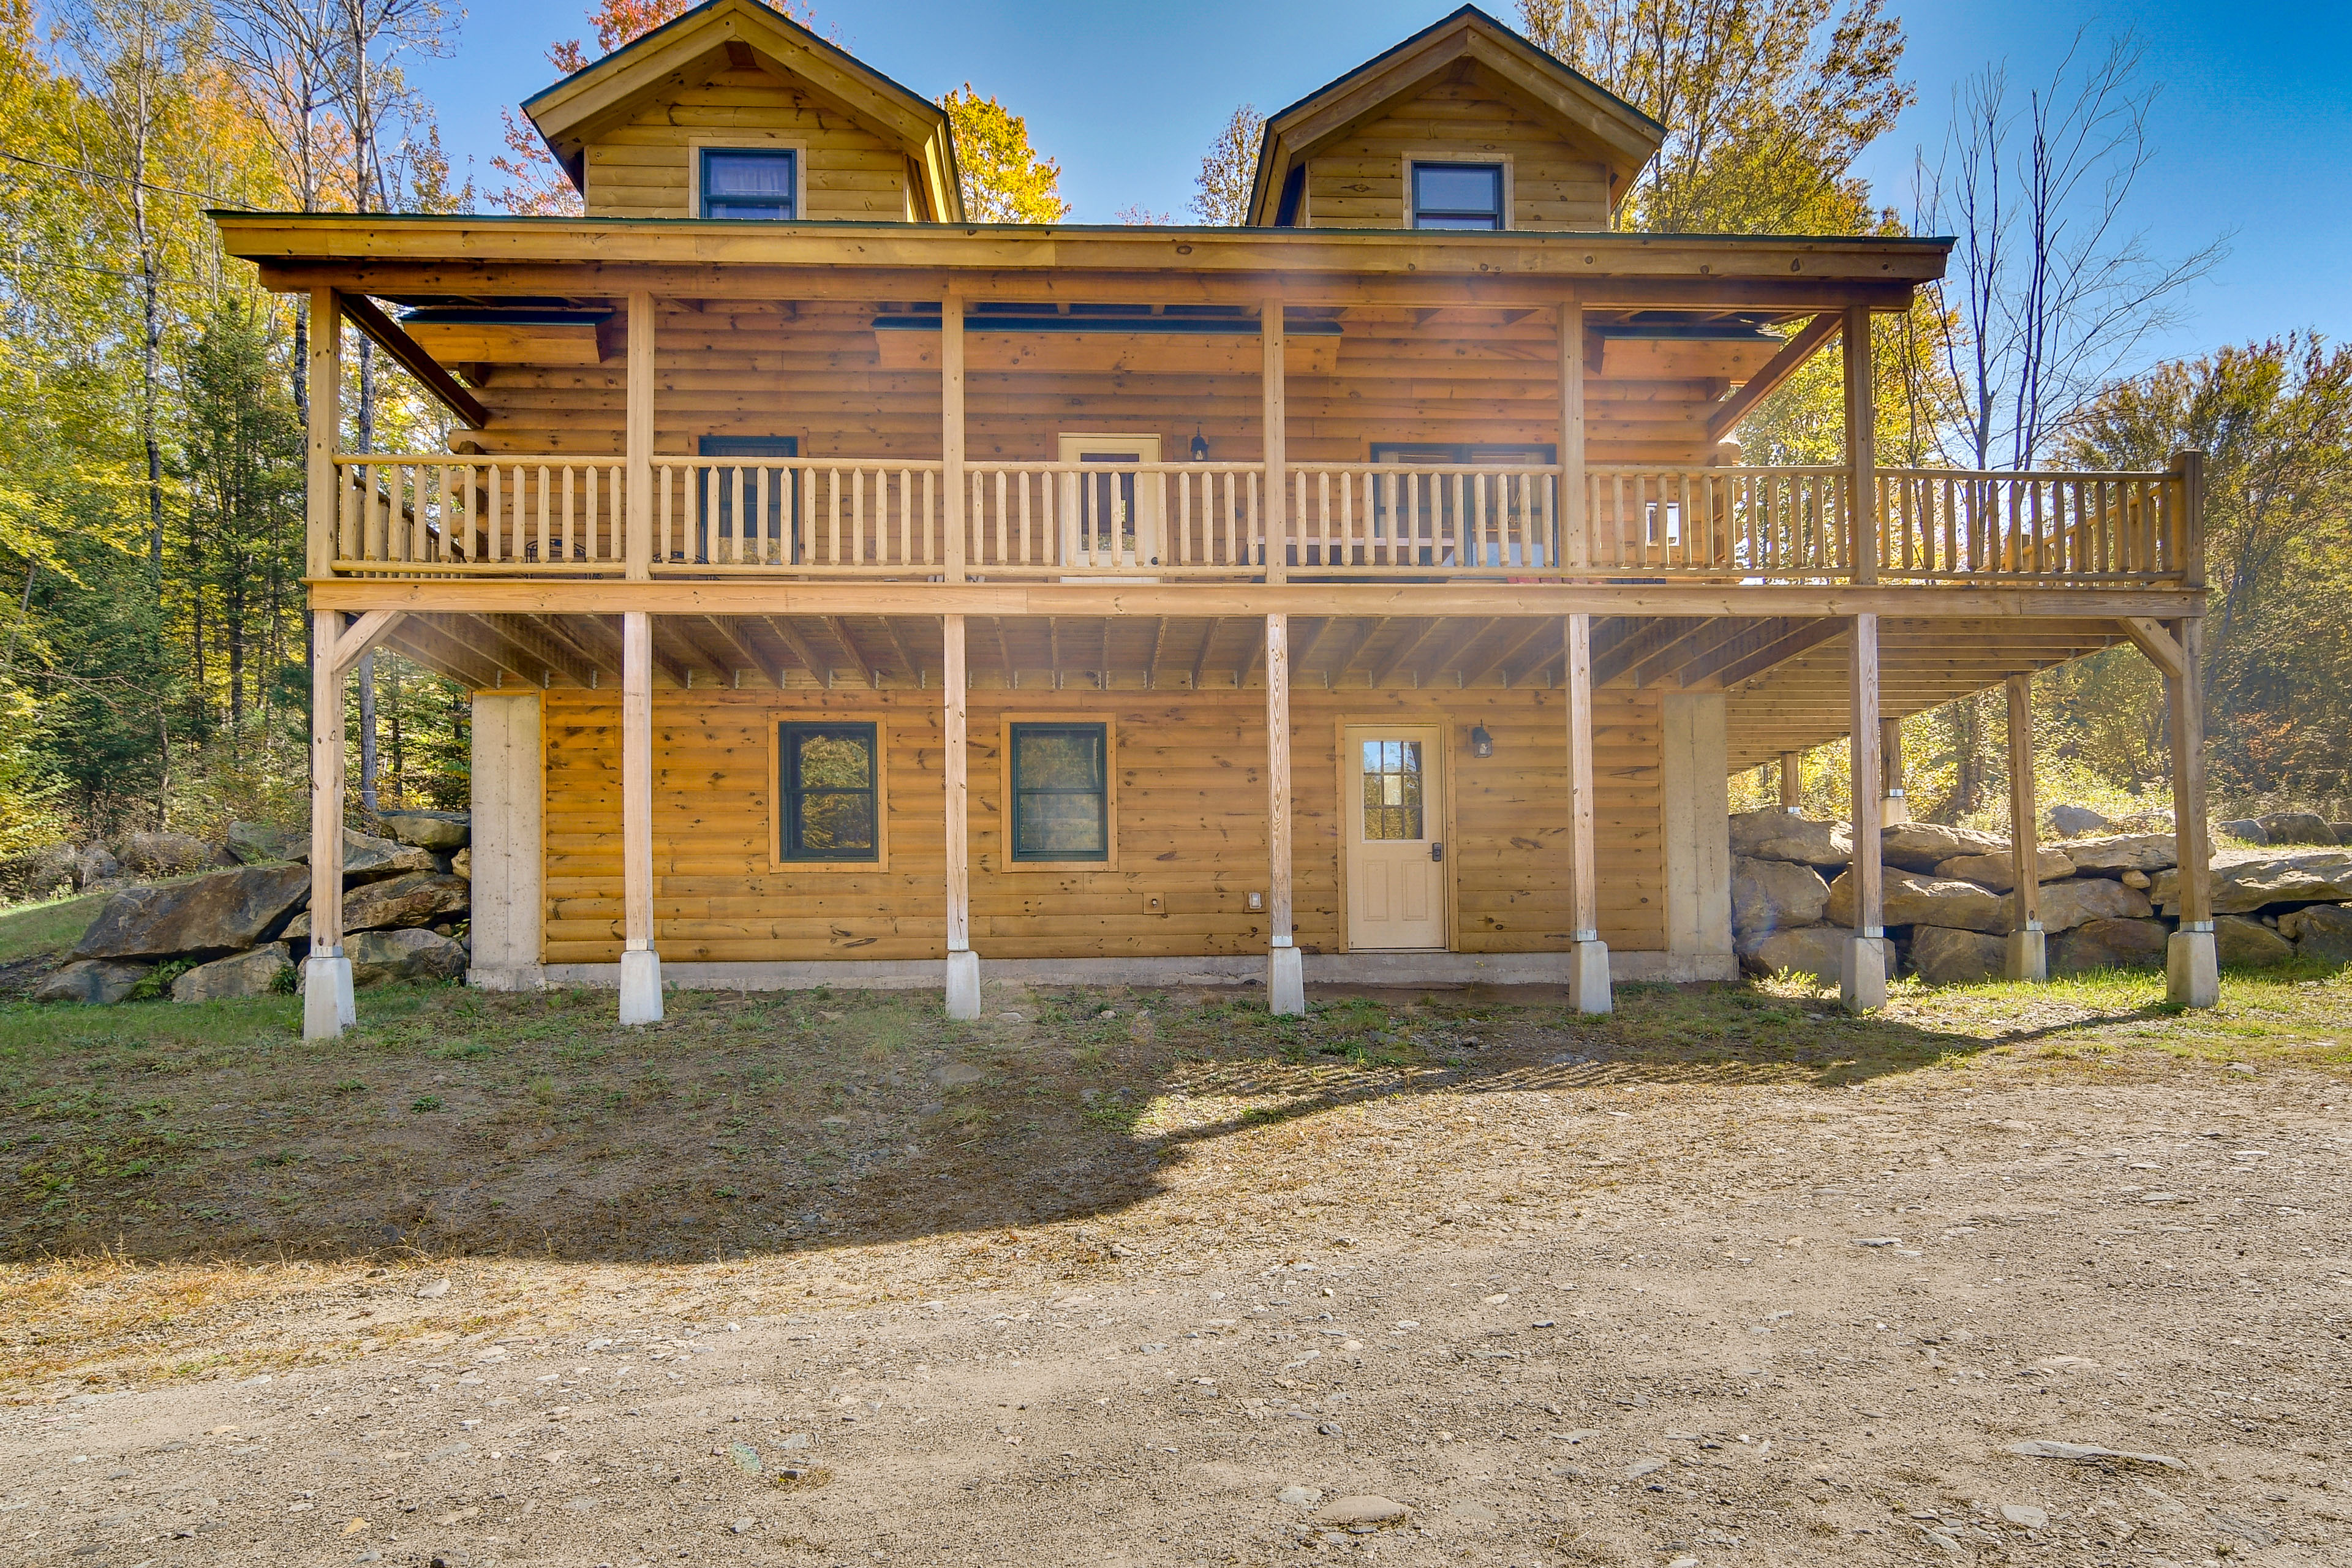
[
  {"x1": 1411, "y1": 162, "x2": 1504, "y2": 229},
  {"x1": 701, "y1": 148, "x2": 797, "y2": 220},
  {"x1": 1009, "y1": 722, "x2": 1108, "y2": 861},
  {"x1": 780, "y1": 722, "x2": 878, "y2": 861}
]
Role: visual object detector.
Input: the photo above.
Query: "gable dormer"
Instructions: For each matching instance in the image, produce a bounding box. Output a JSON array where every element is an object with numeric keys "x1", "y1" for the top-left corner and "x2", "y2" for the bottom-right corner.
[
  {"x1": 521, "y1": 0, "x2": 963, "y2": 222},
  {"x1": 1247, "y1": 6, "x2": 1661, "y2": 231}
]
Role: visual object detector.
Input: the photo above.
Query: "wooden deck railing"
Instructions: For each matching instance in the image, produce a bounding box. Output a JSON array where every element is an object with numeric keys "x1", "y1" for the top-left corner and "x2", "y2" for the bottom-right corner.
[{"x1": 323, "y1": 454, "x2": 2195, "y2": 589}]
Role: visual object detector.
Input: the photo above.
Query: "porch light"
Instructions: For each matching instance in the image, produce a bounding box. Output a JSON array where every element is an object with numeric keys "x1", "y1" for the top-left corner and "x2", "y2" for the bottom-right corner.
[
  {"x1": 1190, "y1": 425, "x2": 1210, "y2": 462},
  {"x1": 1468, "y1": 725, "x2": 1494, "y2": 758}
]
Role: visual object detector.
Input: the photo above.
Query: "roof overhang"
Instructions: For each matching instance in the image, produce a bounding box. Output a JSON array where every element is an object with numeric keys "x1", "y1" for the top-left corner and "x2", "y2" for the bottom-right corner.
[
  {"x1": 213, "y1": 214, "x2": 1948, "y2": 314},
  {"x1": 1246, "y1": 5, "x2": 1665, "y2": 226},
  {"x1": 520, "y1": 0, "x2": 963, "y2": 222}
]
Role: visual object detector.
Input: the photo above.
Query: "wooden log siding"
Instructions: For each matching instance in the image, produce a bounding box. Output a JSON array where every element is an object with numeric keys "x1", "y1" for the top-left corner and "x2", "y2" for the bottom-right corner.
[{"x1": 538, "y1": 684, "x2": 1666, "y2": 965}]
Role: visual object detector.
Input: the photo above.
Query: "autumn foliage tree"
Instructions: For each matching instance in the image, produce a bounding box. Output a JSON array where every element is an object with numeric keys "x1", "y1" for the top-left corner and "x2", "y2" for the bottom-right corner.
[{"x1": 941, "y1": 85, "x2": 1067, "y2": 222}]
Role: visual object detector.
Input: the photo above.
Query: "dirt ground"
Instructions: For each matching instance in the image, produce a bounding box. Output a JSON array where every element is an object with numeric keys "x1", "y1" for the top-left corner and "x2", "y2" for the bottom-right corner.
[{"x1": 2, "y1": 972, "x2": 2349, "y2": 1567}]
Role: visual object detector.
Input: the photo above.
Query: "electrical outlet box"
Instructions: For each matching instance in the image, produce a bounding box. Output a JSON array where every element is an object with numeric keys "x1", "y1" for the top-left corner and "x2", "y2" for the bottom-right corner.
[{"x1": 1246, "y1": 891, "x2": 1264, "y2": 911}]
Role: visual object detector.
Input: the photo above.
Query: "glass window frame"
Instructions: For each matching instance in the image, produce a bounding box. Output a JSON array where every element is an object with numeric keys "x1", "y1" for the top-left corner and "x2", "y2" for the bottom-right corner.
[
  {"x1": 773, "y1": 720, "x2": 885, "y2": 867},
  {"x1": 1001, "y1": 717, "x2": 1117, "y2": 869},
  {"x1": 1409, "y1": 160, "x2": 1506, "y2": 230},
  {"x1": 698, "y1": 145, "x2": 801, "y2": 222}
]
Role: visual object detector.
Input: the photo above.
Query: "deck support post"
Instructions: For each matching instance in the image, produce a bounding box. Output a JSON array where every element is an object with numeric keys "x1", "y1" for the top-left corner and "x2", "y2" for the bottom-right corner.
[
  {"x1": 943, "y1": 612, "x2": 979, "y2": 1018},
  {"x1": 625, "y1": 291, "x2": 654, "y2": 582},
  {"x1": 2005, "y1": 673, "x2": 2047, "y2": 981},
  {"x1": 1843, "y1": 612, "x2": 1887, "y2": 1011},
  {"x1": 1844, "y1": 303, "x2": 1877, "y2": 585},
  {"x1": 1558, "y1": 300, "x2": 1586, "y2": 571},
  {"x1": 1263, "y1": 298, "x2": 1286, "y2": 583},
  {"x1": 1563, "y1": 612, "x2": 1611, "y2": 1012},
  {"x1": 1264, "y1": 612, "x2": 1304, "y2": 1014},
  {"x1": 618, "y1": 609, "x2": 662, "y2": 1023},
  {"x1": 304, "y1": 609, "x2": 354, "y2": 1038},
  {"x1": 1779, "y1": 750, "x2": 1803, "y2": 814},
  {"x1": 305, "y1": 288, "x2": 342, "y2": 579},
  {"x1": 2166, "y1": 614, "x2": 2217, "y2": 1006},
  {"x1": 1880, "y1": 715, "x2": 1909, "y2": 824},
  {"x1": 942, "y1": 292, "x2": 965, "y2": 582}
]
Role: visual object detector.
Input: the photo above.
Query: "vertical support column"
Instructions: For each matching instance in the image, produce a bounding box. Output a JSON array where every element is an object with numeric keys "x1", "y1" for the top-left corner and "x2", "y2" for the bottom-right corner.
[
  {"x1": 1264, "y1": 612, "x2": 1304, "y2": 1014},
  {"x1": 1558, "y1": 300, "x2": 1586, "y2": 570},
  {"x1": 617, "y1": 610, "x2": 662, "y2": 1023},
  {"x1": 625, "y1": 290, "x2": 655, "y2": 581},
  {"x1": 303, "y1": 611, "x2": 354, "y2": 1038},
  {"x1": 1843, "y1": 612, "x2": 1887, "y2": 1011},
  {"x1": 1880, "y1": 715, "x2": 1910, "y2": 824},
  {"x1": 1844, "y1": 304, "x2": 1877, "y2": 584},
  {"x1": 1662, "y1": 692, "x2": 1732, "y2": 968},
  {"x1": 942, "y1": 292, "x2": 966, "y2": 582},
  {"x1": 2005, "y1": 673, "x2": 2048, "y2": 981},
  {"x1": 1262, "y1": 297, "x2": 1287, "y2": 583},
  {"x1": 1563, "y1": 613, "x2": 1611, "y2": 1012},
  {"x1": 2166, "y1": 614, "x2": 2217, "y2": 1006},
  {"x1": 943, "y1": 613, "x2": 979, "y2": 1019},
  {"x1": 467, "y1": 692, "x2": 546, "y2": 991},
  {"x1": 1779, "y1": 750, "x2": 1804, "y2": 814},
  {"x1": 305, "y1": 288, "x2": 342, "y2": 579}
]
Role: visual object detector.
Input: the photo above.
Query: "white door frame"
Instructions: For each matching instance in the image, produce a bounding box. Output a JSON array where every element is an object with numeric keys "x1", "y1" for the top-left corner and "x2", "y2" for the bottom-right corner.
[{"x1": 1340, "y1": 721, "x2": 1450, "y2": 951}]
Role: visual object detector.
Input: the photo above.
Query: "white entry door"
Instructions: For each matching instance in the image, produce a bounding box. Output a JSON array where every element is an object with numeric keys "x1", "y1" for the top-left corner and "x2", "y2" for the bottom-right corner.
[
  {"x1": 1057, "y1": 432, "x2": 1161, "y2": 573},
  {"x1": 1344, "y1": 725, "x2": 1447, "y2": 949}
]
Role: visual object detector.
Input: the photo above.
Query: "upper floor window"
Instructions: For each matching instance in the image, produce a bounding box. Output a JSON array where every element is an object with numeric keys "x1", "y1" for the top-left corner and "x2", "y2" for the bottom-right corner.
[
  {"x1": 701, "y1": 148, "x2": 798, "y2": 221},
  {"x1": 1411, "y1": 162, "x2": 1504, "y2": 230}
]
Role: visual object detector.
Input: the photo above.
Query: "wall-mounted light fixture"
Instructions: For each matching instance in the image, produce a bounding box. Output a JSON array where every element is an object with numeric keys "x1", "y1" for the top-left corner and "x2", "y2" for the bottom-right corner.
[
  {"x1": 1190, "y1": 424, "x2": 1210, "y2": 462},
  {"x1": 1468, "y1": 724, "x2": 1494, "y2": 759}
]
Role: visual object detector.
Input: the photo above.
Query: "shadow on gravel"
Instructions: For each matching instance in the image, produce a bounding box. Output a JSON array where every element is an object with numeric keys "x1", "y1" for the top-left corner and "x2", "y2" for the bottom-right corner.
[{"x1": 0, "y1": 968, "x2": 2225, "y2": 1268}]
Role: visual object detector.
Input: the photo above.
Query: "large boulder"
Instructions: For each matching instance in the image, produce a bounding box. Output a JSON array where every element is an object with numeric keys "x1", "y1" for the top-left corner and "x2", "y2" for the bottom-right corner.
[
  {"x1": 451, "y1": 847, "x2": 472, "y2": 881},
  {"x1": 2214, "y1": 915, "x2": 2296, "y2": 969},
  {"x1": 2049, "y1": 918, "x2": 2170, "y2": 974},
  {"x1": 1907, "y1": 925, "x2": 2007, "y2": 985},
  {"x1": 1827, "y1": 870, "x2": 2009, "y2": 933},
  {"x1": 1732, "y1": 856, "x2": 1830, "y2": 943},
  {"x1": 74, "y1": 842, "x2": 121, "y2": 888},
  {"x1": 286, "y1": 871, "x2": 470, "y2": 938},
  {"x1": 344, "y1": 928, "x2": 468, "y2": 987},
  {"x1": 2037, "y1": 877, "x2": 2156, "y2": 933},
  {"x1": 115, "y1": 830, "x2": 235, "y2": 878},
  {"x1": 339, "y1": 829, "x2": 435, "y2": 883},
  {"x1": 2153, "y1": 851, "x2": 2352, "y2": 916},
  {"x1": 2218, "y1": 819, "x2": 2269, "y2": 845},
  {"x1": 2048, "y1": 804, "x2": 2113, "y2": 837},
  {"x1": 1934, "y1": 850, "x2": 2076, "y2": 892},
  {"x1": 1, "y1": 842, "x2": 79, "y2": 901},
  {"x1": 225, "y1": 820, "x2": 306, "y2": 865},
  {"x1": 1880, "y1": 822, "x2": 2010, "y2": 872},
  {"x1": 2255, "y1": 812, "x2": 2338, "y2": 846},
  {"x1": 1728, "y1": 809, "x2": 1852, "y2": 868},
  {"x1": 170, "y1": 943, "x2": 293, "y2": 1001},
  {"x1": 2062, "y1": 834, "x2": 2180, "y2": 876},
  {"x1": 2280, "y1": 905, "x2": 2352, "y2": 965},
  {"x1": 379, "y1": 809, "x2": 470, "y2": 851},
  {"x1": 72, "y1": 864, "x2": 311, "y2": 960},
  {"x1": 2332, "y1": 823, "x2": 2352, "y2": 848},
  {"x1": 1744, "y1": 926, "x2": 1853, "y2": 984},
  {"x1": 32, "y1": 958, "x2": 151, "y2": 1005}
]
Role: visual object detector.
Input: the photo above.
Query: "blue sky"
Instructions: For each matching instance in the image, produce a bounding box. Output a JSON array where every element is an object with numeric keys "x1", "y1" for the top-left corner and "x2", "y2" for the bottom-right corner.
[{"x1": 420, "y1": 1, "x2": 2350, "y2": 364}]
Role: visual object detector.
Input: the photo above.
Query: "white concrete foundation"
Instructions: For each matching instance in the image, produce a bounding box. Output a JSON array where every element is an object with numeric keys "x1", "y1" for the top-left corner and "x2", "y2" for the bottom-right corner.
[
  {"x1": 1841, "y1": 935, "x2": 1888, "y2": 1012},
  {"x1": 617, "y1": 948, "x2": 664, "y2": 1025},
  {"x1": 1567, "y1": 939, "x2": 1613, "y2": 1014},
  {"x1": 1661, "y1": 693, "x2": 1733, "y2": 960},
  {"x1": 466, "y1": 692, "x2": 545, "y2": 991},
  {"x1": 2005, "y1": 927, "x2": 2048, "y2": 982},
  {"x1": 944, "y1": 949, "x2": 981, "y2": 1020},
  {"x1": 303, "y1": 953, "x2": 353, "y2": 1039},
  {"x1": 1267, "y1": 945, "x2": 1306, "y2": 1015},
  {"x1": 1881, "y1": 791, "x2": 1911, "y2": 826},
  {"x1": 2168, "y1": 929, "x2": 2218, "y2": 1009}
]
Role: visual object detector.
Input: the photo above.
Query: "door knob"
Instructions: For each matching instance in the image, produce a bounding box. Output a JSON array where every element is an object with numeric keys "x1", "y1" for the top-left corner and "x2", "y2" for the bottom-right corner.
[{"x1": 1430, "y1": 842, "x2": 1445, "y2": 862}]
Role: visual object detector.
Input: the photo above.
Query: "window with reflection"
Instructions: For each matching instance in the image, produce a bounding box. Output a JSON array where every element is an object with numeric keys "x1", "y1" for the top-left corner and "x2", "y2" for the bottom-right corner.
[
  {"x1": 701, "y1": 148, "x2": 797, "y2": 220},
  {"x1": 780, "y1": 722, "x2": 877, "y2": 861},
  {"x1": 1010, "y1": 722, "x2": 1109, "y2": 861},
  {"x1": 1362, "y1": 739, "x2": 1425, "y2": 840},
  {"x1": 1411, "y1": 162, "x2": 1504, "y2": 230}
]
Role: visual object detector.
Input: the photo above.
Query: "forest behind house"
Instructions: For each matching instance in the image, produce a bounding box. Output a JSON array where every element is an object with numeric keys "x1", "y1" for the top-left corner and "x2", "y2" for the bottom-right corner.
[{"x1": 1, "y1": 0, "x2": 2346, "y2": 868}]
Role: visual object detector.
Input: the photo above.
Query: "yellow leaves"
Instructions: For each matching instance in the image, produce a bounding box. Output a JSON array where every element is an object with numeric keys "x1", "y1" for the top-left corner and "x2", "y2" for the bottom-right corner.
[{"x1": 940, "y1": 85, "x2": 1068, "y2": 225}]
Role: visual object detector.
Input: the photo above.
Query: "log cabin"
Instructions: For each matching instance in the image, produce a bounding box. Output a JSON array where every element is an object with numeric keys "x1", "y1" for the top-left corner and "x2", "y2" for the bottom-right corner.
[{"x1": 211, "y1": 1, "x2": 2220, "y2": 1037}]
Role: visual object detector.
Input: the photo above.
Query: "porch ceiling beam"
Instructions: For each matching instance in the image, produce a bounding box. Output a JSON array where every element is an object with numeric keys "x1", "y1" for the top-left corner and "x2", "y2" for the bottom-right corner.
[
  {"x1": 1459, "y1": 619, "x2": 1557, "y2": 685},
  {"x1": 1143, "y1": 617, "x2": 1169, "y2": 686},
  {"x1": 1702, "y1": 312, "x2": 1842, "y2": 442},
  {"x1": 1593, "y1": 617, "x2": 1703, "y2": 686},
  {"x1": 698, "y1": 614, "x2": 780, "y2": 685},
  {"x1": 1191, "y1": 617, "x2": 1221, "y2": 689},
  {"x1": 1288, "y1": 617, "x2": 1330, "y2": 681},
  {"x1": 760, "y1": 615, "x2": 832, "y2": 684},
  {"x1": 1664, "y1": 617, "x2": 1806, "y2": 688},
  {"x1": 383, "y1": 620, "x2": 498, "y2": 688},
  {"x1": 1327, "y1": 617, "x2": 1386, "y2": 684},
  {"x1": 652, "y1": 623, "x2": 729, "y2": 688},
  {"x1": 309, "y1": 581, "x2": 2207, "y2": 622},
  {"x1": 336, "y1": 292, "x2": 492, "y2": 429},
  {"x1": 878, "y1": 617, "x2": 925, "y2": 681},
  {"x1": 1623, "y1": 620, "x2": 1727, "y2": 688},
  {"x1": 823, "y1": 616, "x2": 878, "y2": 687},
  {"x1": 1711, "y1": 619, "x2": 1850, "y2": 690},
  {"x1": 522, "y1": 612, "x2": 619, "y2": 677},
  {"x1": 424, "y1": 614, "x2": 545, "y2": 687},
  {"x1": 1368, "y1": 619, "x2": 1445, "y2": 687}
]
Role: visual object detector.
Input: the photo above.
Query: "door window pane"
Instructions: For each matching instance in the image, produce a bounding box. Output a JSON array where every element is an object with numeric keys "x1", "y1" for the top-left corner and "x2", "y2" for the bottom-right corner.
[
  {"x1": 781, "y1": 722, "x2": 878, "y2": 859},
  {"x1": 1012, "y1": 723, "x2": 1109, "y2": 859},
  {"x1": 1361, "y1": 739, "x2": 1425, "y2": 840}
]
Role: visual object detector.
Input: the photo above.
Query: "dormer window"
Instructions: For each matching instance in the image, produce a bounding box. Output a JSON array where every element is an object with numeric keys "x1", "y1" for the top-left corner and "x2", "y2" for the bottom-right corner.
[
  {"x1": 1409, "y1": 161, "x2": 1504, "y2": 230},
  {"x1": 699, "y1": 147, "x2": 799, "y2": 220}
]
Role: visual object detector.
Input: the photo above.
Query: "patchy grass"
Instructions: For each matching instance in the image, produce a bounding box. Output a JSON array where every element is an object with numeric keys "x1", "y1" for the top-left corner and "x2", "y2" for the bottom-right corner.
[{"x1": 0, "y1": 892, "x2": 102, "y2": 968}]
